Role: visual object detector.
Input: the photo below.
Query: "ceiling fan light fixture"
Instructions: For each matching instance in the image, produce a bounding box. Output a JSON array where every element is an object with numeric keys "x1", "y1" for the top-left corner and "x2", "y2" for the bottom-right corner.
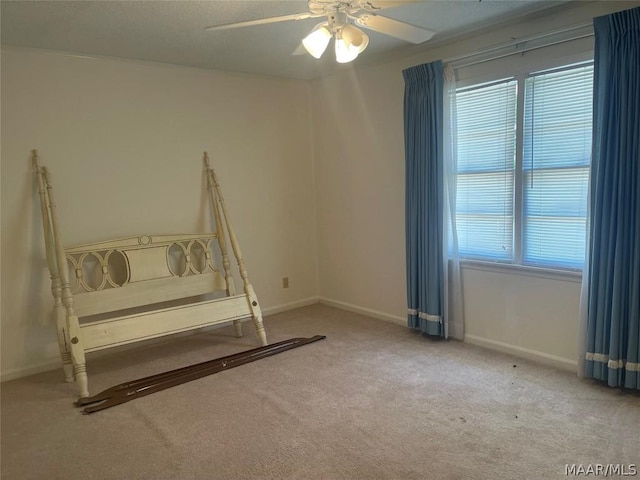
[
  {"x1": 334, "y1": 35, "x2": 359, "y2": 64},
  {"x1": 302, "y1": 23, "x2": 332, "y2": 59},
  {"x1": 341, "y1": 24, "x2": 369, "y2": 54}
]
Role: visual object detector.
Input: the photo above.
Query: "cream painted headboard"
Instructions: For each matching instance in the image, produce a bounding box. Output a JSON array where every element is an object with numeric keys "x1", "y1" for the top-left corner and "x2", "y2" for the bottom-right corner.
[{"x1": 33, "y1": 150, "x2": 267, "y2": 399}]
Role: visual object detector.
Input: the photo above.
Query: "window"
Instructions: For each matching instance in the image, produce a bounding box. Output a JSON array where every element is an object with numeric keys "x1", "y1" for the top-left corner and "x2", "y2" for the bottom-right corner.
[
  {"x1": 456, "y1": 79, "x2": 516, "y2": 261},
  {"x1": 454, "y1": 62, "x2": 593, "y2": 270}
]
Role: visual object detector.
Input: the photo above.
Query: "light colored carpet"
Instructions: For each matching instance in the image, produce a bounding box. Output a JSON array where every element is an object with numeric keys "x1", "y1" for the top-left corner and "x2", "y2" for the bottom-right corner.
[{"x1": 1, "y1": 304, "x2": 638, "y2": 479}]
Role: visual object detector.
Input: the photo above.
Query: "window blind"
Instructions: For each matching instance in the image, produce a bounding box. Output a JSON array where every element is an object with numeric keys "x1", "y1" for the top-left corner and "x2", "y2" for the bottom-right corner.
[
  {"x1": 455, "y1": 79, "x2": 517, "y2": 261},
  {"x1": 523, "y1": 64, "x2": 593, "y2": 269}
]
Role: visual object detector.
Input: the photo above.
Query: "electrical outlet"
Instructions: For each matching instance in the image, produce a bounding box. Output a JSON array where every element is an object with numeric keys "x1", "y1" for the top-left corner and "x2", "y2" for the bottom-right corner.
[{"x1": 282, "y1": 277, "x2": 289, "y2": 289}]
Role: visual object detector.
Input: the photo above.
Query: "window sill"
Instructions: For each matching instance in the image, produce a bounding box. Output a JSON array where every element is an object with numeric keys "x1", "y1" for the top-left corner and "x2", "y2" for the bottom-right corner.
[{"x1": 457, "y1": 259, "x2": 583, "y2": 283}]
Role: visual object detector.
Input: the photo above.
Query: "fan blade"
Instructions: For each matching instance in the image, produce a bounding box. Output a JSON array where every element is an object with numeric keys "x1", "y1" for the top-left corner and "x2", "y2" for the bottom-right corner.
[
  {"x1": 353, "y1": 13, "x2": 434, "y2": 44},
  {"x1": 359, "y1": 1, "x2": 424, "y2": 10},
  {"x1": 205, "y1": 12, "x2": 322, "y2": 32}
]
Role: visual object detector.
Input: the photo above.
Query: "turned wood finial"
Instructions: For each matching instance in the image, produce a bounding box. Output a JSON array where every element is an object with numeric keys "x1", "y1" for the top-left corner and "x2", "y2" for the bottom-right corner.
[
  {"x1": 32, "y1": 149, "x2": 41, "y2": 175},
  {"x1": 33, "y1": 151, "x2": 82, "y2": 385},
  {"x1": 204, "y1": 152, "x2": 237, "y2": 296},
  {"x1": 33, "y1": 149, "x2": 61, "y2": 294}
]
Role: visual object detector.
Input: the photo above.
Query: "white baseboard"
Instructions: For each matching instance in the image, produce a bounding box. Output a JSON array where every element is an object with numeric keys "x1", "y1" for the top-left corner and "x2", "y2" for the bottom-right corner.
[
  {"x1": 320, "y1": 298, "x2": 470, "y2": 341},
  {"x1": 262, "y1": 297, "x2": 319, "y2": 316},
  {"x1": 2, "y1": 298, "x2": 578, "y2": 380},
  {"x1": 318, "y1": 298, "x2": 577, "y2": 373},
  {"x1": 318, "y1": 297, "x2": 406, "y2": 326},
  {"x1": 464, "y1": 334, "x2": 577, "y2": 372},
  {"x1": 0, "y1": 296, "x2": 321, "y2": 383},
  {"x1": 0, "y1": 360, "x2": 63, "y2": 383}
]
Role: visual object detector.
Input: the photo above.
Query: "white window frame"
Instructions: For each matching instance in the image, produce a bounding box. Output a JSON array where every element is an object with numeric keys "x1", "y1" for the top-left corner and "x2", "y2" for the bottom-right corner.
[{"x1": 450, "y1": 39, "x2": 594, "y2": 280}]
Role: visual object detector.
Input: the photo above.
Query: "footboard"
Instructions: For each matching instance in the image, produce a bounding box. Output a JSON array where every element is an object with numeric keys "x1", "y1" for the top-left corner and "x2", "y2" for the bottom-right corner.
[{"x1": 33, "y1": 150, "x2": 268, "y2": 399}]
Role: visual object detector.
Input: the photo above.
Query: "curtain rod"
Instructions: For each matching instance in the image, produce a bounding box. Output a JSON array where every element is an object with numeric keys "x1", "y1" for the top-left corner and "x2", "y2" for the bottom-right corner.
[{"x1": 444, "y1": 22, "x2": 594, "y2": 69}]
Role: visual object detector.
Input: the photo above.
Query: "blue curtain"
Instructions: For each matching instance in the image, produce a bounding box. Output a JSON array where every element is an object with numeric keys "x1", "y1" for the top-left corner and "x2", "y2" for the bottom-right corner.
[
  {"x1": 585, "y1": 7, "x2": 640, "y2": 389},
  {"x1": 403, "y1": 61, "x2": 444, "y2": 337}
]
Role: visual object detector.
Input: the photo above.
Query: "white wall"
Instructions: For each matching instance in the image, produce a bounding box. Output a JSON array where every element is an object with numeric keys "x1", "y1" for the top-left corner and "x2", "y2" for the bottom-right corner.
[
  {"x1": 461, "y1": 266, "x2": 582, "y2": 370},
  {"x1": 0, "y1": 49, "x2": 318, "y2": 379},
  {"x1": 312, "y1": 1, "x2": 637, "y2": 371},
  {"x1": 2, "y1": 1, "x2": 636, "y2": 381}
]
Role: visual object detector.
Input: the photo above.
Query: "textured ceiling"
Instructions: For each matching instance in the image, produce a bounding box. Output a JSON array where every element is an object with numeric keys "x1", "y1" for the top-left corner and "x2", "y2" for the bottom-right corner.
[{"x1": 1, "y1": 0, "x2": 568, "y2": 80}]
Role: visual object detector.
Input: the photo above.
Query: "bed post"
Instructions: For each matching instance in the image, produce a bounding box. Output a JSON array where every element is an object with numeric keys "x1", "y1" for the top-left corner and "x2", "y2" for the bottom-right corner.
[
  {"x1": 41, "y1": 161, "x2": 89, "y2": 398},
  {"x1": 206, "y1": 155, "x2": 268, "y2": 346},
  {"x1": 204, "y1": 152, "x2": 242, "y2": 338},
  {"x1": 33, "y1": 150, "x2": 75, "y2": 383}
]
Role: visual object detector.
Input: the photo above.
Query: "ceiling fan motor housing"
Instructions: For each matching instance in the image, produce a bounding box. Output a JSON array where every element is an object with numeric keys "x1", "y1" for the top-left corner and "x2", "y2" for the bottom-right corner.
[
  {"x1": 308, "y1": 0, "x2": 376, "y2": 16},
  {"x1": 327, "y1": 11, "x2": 349, "y2": 32}
]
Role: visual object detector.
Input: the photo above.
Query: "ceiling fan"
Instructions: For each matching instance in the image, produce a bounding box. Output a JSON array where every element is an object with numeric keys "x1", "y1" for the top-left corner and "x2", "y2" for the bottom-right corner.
[{"x1": 205, "y1": 1, "x2": 435, "y2": 64}]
